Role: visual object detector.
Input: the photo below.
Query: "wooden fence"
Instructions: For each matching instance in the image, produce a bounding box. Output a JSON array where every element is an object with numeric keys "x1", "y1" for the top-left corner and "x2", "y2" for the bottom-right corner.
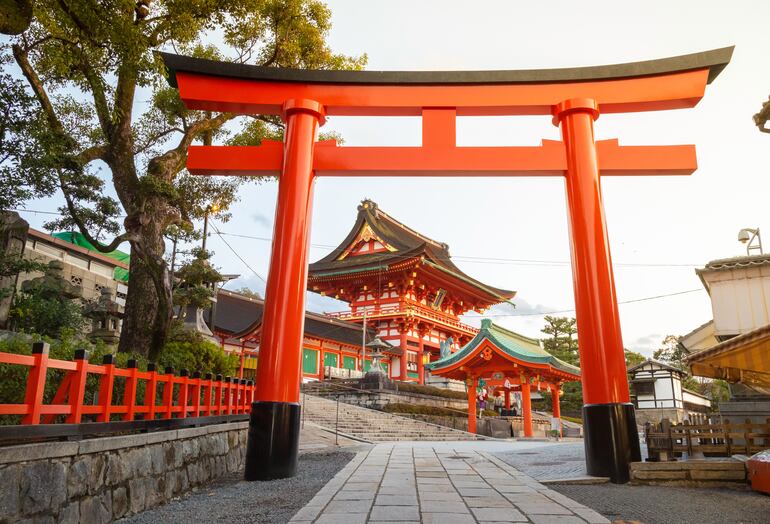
[
  {"x1": 0, "y1": 342, "x2": 255, "y2": 426},
  {"x1": 645, "y1": 416, "x2": 770, "y2": 460}
]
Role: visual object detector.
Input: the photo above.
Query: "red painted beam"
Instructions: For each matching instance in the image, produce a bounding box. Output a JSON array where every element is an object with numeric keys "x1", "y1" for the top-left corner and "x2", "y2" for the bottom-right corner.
[{"x1": 187, "y1": 139, "x2": 695, "y2": 177}]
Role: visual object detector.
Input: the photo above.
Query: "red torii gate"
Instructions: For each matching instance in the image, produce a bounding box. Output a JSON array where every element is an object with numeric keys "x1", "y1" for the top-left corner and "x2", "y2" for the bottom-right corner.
[{"x1": 162, "y1": 47, "x2": 732, "y2": 484}]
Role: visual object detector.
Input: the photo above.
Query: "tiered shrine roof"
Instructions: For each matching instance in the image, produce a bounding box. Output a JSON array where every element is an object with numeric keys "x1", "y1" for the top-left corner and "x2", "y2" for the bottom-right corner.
[{"x1": 308, "y1": 200, "x2": 515, "y2": 310}]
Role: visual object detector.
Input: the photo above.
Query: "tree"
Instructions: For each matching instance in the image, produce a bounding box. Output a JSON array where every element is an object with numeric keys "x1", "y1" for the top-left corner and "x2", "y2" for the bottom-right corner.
[
  {"x1": 234, "y1": 287, "x2": 262, "y2": 299},
  {"x1": 541, "y1": 316, "x2": 579, "y2": 366},
  {"x1": 541, "y1": 316, "x2": 582, "y2": 416},
  {"x1": 624, "y1": 348, "x2": 646, "y2": 368},
  {"x1": 2, "y1": 1, "x2": 365, "y2": 359}
]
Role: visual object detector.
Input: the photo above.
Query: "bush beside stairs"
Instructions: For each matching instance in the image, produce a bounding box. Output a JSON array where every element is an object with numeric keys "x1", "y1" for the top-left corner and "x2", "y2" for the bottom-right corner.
[{"x1": 301, "y1": 393, "x2": 483, "y2": 442}]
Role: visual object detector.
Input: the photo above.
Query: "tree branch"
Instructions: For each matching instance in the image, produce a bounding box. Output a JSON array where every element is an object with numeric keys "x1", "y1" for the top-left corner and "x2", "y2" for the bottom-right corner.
[{"x1": 58, "y1": 175, "x2": 136, "y2": 252}]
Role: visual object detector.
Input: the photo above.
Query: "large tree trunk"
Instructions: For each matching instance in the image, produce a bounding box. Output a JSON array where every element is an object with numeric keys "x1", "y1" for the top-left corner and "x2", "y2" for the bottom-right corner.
[{"x1": 117, "y1": 210, "x2": 173, "y2": 361}]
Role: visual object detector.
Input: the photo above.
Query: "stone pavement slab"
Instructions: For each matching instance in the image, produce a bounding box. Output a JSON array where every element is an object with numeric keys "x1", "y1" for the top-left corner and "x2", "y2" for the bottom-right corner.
[{"x1": 289, "y1": 442, "x2": 610, "y2": 523}]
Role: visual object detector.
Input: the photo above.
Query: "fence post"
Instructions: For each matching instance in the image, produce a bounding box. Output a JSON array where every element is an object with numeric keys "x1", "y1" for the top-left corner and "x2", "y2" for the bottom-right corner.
[
  {"x1": 724, "y1": 420, "x2": 732, "y2": 456},
  {"x1": 684, "y1": 420, "x2": 693, "y2": 457},
  {"x1": 178, "y1": 369, "x2": 189, "y2": 419},
  {"x1": 96, "y1": 354, "x2": 116, "y2": 423},
  {"x1": 224, "y1": 376, "x2": 233, "y2": 415},
  {"x1": 66, "y1": 349, "x2": 89, "y2": 424},
  {"x1": 203, "y1": 373, "x2": 214, "y2": 416},
  {"x1": 123, "y1": 359, "x2": 139, "y2": 421},
  {"x1": 22, "y1": 342, "x2": 50, "y2": 425},
  {"x1": 215, "y1": 374, "x2": 224, "y2": 415},
  {"x1": 744, "y1": 418, "x2": 753, "y2": 454},
  {"x1": 236, "y1": 379, "x2": 243, "y2": 413},
  {"x1": 145, "y1": 363, "x2": 158, "y2": 420},
  {"x1": 191, "y1": 371, "x2": 202, "y2": 418},
  {"x1": 163, "y1": 367, "x2": 175, "y2": 419}
]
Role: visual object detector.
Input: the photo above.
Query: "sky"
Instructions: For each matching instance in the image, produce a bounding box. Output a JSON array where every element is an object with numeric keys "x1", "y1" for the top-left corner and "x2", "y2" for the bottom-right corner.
[{"x1": 15, "y1": 1, "x2": 770, "y2": 356}]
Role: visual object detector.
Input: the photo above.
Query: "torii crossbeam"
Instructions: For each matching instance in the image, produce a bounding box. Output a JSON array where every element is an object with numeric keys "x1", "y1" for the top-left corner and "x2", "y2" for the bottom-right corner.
[{"x1": 162, "y1": 46, "x2": 732, "y2": 484}]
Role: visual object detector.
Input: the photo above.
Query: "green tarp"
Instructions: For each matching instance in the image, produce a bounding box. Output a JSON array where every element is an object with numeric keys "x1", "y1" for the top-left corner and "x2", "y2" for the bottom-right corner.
[{"x1": 52, "y1": 232, "x2": 130, "y2": 283}]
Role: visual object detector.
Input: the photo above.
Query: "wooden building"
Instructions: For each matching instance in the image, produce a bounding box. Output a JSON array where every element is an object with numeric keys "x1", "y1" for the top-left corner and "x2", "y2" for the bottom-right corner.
[
  {"x1": 628, "y1": 359, "x2": 711, "y2": 425},
  {"x1": 212, "y1": 289, "x2": 381, "y2": 381},
  {"x1": 307, "y1": 200, "x2": 515, "y2": 384}
]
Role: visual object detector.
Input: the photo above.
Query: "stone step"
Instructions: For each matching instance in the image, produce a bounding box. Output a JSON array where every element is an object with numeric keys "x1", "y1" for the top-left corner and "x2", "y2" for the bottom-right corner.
[{"x1": 301, "y1": 393, "x2": 478, "y2": 442}]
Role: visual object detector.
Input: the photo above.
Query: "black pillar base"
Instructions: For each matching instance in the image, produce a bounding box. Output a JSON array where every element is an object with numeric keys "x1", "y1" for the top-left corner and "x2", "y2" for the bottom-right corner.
[
  {"x1": 244, "y1": 401, "x2": 301, "y2": 481},
  {"x1": 583, "y1": 402, "x2": 641, "y2": 484}
]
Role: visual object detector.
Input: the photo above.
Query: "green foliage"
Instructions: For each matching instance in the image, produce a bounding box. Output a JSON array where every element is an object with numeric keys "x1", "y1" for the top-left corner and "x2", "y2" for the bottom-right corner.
[
  {"x1": 624, "y1": 348, "x2": 646, "y2": 368},
  {"x1": 562, "y1": 415, "x2": 582, "y2": 425},
  {"x1": 4, "y1": 0, "x2": 366, "y2": 354},
  {"x1": 9, "y1": 289, "x2": 85, "y2": 338},
  {"x1": 395, "y1": 381, "x2": 467, "y2": 400},
  {"x1": 160, "y1": 322, "x2": 238, "y2": 376},
  {"x1": 481, "y1": 408, "x2": 499, "y2": 417},
  {"x1": 233, "y1": 287, "x2": 262, "y2": 299},
  {"x1": 0, "y1": 50, "x2": 57, "y2": 209},
  {"x1": 541, "y1": 316, "x2": 579, "y2": 366},
  {"x1": 0, "y1": 251, "x2": 46, "y2": 299},
  {"x1": 173, "y1": 250, "x2": 224, "y2": 310}
]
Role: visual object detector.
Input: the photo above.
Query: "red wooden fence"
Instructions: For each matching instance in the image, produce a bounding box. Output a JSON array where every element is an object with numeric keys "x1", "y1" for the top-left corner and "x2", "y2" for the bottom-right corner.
[{"x1": 0, "y1": 342, "x2": 255, "y2": 425}]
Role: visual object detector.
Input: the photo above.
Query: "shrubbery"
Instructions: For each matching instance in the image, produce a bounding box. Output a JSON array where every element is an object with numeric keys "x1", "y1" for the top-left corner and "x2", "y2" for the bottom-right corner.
[
  {"x1": 0, "y1": 321, "x2": 238, "y2": 424},
  {"x1": 395, "y1": 381, "x2": 467, "y2": 400}
]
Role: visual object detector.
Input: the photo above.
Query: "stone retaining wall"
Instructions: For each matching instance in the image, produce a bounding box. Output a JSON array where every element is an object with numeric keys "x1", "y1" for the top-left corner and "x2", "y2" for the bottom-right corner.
[
  {"x1": 0, "y1": 421, "x2": 248, "y2": 523},
  {"x1": 317, "y1": 389, "x2": 467, "y2": 411}
]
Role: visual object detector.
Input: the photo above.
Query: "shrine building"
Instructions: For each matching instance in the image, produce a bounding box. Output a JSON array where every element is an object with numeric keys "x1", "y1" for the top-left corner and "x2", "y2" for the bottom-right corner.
[
  {"x1": 309, "y1": 200, "x2": 516, "y2": 384},
  {"x1": 427, "y1": 318, "x2": 580, "y2": 437}
]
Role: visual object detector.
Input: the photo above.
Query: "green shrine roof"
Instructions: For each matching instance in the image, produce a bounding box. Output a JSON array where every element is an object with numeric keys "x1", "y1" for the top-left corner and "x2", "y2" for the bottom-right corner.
[{"x1": 426, "y1": 318, "x2": 580, "y2": 378}]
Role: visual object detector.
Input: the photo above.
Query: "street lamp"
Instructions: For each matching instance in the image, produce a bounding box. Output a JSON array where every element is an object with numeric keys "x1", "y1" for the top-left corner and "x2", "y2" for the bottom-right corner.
[
  {"x1": 201, "y1": 203, "x2": 220, "y2": 253},
  {"x1": 738, "y1": 227, "x2": 763, "y2": 256}
]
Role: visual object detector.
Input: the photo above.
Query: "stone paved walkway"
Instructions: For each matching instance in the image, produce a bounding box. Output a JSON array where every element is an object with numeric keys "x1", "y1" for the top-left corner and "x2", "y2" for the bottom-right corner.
[{"x1": 290, "y1": 443, "x2": 609, "y2": 523}]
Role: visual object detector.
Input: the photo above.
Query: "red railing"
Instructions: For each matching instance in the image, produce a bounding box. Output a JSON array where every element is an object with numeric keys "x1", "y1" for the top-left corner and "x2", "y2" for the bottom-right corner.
[
  {"x1": 0, "y1": 342, "x2": 255, "y2": 425},
  {"x1": 325, "y1": 302, "x2": 480, "y2": 336}
]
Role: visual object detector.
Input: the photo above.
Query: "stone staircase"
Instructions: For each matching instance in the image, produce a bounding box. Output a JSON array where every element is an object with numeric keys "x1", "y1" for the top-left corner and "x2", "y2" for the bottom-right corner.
[{"x1": 301, "y1": 393, "x2": 481, "y2": 442}]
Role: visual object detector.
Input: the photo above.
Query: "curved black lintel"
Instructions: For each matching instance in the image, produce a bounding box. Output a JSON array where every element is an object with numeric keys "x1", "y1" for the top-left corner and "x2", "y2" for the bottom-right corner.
[{"x1": 160, "y1": 47, "x2": 733, "y2": 89}]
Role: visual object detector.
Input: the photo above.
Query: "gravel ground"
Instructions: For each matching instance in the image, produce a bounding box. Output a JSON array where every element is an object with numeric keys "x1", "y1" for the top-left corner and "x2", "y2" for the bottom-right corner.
[
  {"x1": 121, "y1": 449, "x2": 355, "y2": 524},
  {"x1": 550, "y1": 483, "x2": 770, "y2": 524}
]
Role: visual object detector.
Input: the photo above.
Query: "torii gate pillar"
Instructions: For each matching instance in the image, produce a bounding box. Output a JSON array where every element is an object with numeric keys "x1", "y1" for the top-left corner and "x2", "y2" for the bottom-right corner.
[
  {"x1": 243, "y1": 99, "x2": 323, "y2": 481},
  {"x1": 555, "y1": 99, "x2": 640, "y2": 480}
]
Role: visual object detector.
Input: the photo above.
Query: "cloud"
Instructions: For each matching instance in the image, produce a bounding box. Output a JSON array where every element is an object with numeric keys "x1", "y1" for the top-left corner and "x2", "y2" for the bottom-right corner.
[
  {"x1": 627, "y1": 333, "x2": 663, "y2": 357},
  {"x1": 252, "y1": 211, "x2": 272, "y2": 228}
]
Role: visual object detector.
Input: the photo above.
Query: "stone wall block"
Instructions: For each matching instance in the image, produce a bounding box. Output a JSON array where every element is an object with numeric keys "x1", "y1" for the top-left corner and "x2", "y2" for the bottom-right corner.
[
  {"x1": 112, "y1": 487, "x2": 128, "y2": 519},
  {"x1": 163, "y1": 471, "x2": 178, "y2": 500},
  {"x1": 79, "y1": 491, "x2": 112, "y2": 524},
  {"x1": 181, "y1": 439, "x2": 200, "y2": 463},
  {"x1": 87, "y1": 455, "x2": 106, "y2": 495},
  {"x1": 227, "y1": 431, "x2": 238, "y2": 449},
  {"x1": 162, "y1": 442, "x2": 177, "y2": 470},
  {"x1": 57, "y1": 501, "x2": 79, "y2": 524},
  {"x1": 171, "y1": 442, "x2": 185, "y2": 468},
  {"x1": 147, "y1": 476, "x2": 166, "y2": 508},
  {"x1": 21, "y1": 461, "x2": 60, "y2": 515},
  {"x1": 127, "y1": 478, "x2": 148, "y2": 514},
  {"x1": 185, "y1": 463, "x2": 199, "y2": 486},
  {"x1": 104, "y1": 454, "x2": 126, "y2": 487},
  {"x1": 67, "y1": 458, "x2": 90, "y2": 498},
  {"x1": 149, "y1": 445, "x2": 166, "y2": 476},
  {"x1": 125, "y1": 447, "x2": 153, "y2": 478},
  {"x1": 0, "y1": 463, "x2": 21, "y2": 520}
]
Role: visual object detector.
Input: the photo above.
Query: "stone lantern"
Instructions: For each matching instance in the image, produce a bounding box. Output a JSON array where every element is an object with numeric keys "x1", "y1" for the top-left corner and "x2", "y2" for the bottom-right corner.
[{"x1": 84, "y1": 287, "x2": 124, "y2": 344}]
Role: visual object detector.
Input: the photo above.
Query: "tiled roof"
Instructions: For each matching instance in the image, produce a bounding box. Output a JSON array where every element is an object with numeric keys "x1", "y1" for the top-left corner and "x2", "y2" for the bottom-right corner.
[
  {"x1": 426, "y1": 319, "x2": 580, "y2": 377},
  {"x1": 213, "y1": 289, "x2": 378, "y2": 347},
  {"x1": 308, "y1": 200, "x2": 515, "y2": 302}
]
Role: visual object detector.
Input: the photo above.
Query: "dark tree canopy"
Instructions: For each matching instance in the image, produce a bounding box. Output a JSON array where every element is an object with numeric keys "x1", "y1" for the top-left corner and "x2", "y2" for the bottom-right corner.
[{"x1": 1, "y1": 0, "x2": 365, "y2": 358}]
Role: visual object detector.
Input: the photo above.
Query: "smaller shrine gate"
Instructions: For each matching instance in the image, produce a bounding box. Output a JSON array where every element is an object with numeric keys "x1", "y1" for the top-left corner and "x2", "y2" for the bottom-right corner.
[{"x1": 427, "y1": 319, "x2": 580, "y2": 437}]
